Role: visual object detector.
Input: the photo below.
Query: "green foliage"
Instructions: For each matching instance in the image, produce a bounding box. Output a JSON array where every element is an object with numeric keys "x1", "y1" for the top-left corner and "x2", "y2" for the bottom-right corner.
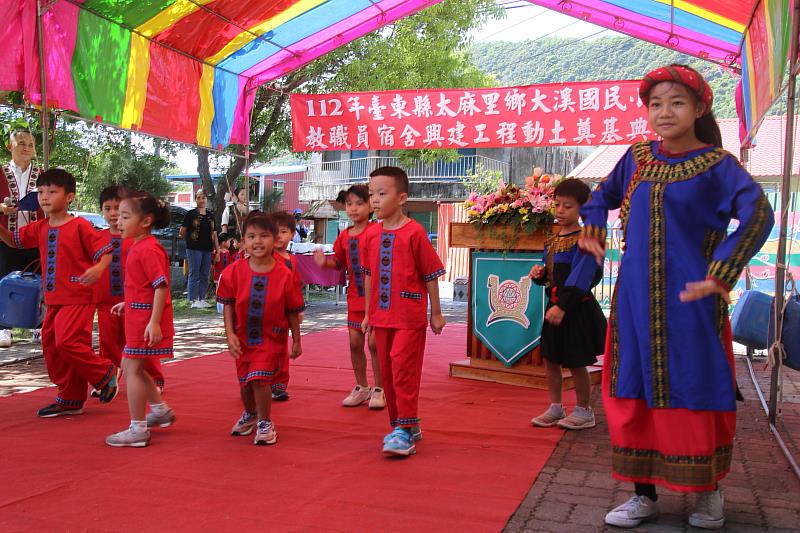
[
  {"x1": 463, "y1": 164, "x2": 504, "y2": 195},
  {"x1": 82, "y1": 149, "x2": 172, "y2": 211},
  {"x1": 261, "y1": 187, "x2": 284, "y2": 213},
  {"x1": 469, "y1": 37, "x2": 742, "y2": 118}
]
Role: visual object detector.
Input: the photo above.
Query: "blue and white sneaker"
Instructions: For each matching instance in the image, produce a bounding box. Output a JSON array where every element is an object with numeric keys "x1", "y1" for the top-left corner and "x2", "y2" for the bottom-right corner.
[
  {"x1": 383, "y1": 425, "x2": 422, "y2": 444},
  {"x1": 382, "y1": 427, "x2": 416, "y2": 456}
]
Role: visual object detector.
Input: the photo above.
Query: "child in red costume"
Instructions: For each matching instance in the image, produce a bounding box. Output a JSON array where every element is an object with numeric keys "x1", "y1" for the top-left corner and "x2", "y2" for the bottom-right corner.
[
  {"x1": 217, "y1": 212, "x2": 304, "y2": 445},
  {"x1": 213, "y1": 233, "x2": 233, "y2": 283},
  {"x1": 0, "y1": 169, "x2": 118, "y2": 417},
  {"x1": 105, "y1": 191, "x2": 175, "y2": 448},
  {"x1": 95, "y1": 186, "x2": 165, "y2": 392},
  {"x1": 270, "y1": 211, "x2": 303, "y2": 401},
  {"x1": 315, "y1": 185, "x2": 384, "y2": 409},
  {"x1": 363, "y1": 167, "x2": 446, "y2": 457}
]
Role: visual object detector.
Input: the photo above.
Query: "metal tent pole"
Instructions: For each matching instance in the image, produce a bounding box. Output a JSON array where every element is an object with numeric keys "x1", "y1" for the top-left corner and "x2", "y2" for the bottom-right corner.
[
  {"x1": 769, "y1": 0, "x2": 800, "y2": 425},
  {"x1": 36, "y1": 0, "x2": 50, "y2": 170}
]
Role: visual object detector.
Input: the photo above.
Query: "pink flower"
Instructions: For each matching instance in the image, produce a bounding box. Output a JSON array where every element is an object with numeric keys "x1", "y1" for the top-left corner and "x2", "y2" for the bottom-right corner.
[
  {"x1": 511, "y1": 200, "x2": 523, "y2": 208},
  {"x1": 468, "y1": 192, "x2": 478, "y2": 202}
]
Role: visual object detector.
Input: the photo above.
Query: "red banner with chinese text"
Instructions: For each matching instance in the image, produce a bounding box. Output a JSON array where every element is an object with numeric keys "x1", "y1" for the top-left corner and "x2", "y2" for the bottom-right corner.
[{"x1": 290, "y1": 80, "x2": 654, "y2": 152}]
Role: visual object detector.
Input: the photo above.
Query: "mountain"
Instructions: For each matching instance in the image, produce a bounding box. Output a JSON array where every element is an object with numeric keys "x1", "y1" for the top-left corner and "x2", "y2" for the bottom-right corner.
[{"x1": 469, "y1": 37, "x2": 742, "y2": 118}]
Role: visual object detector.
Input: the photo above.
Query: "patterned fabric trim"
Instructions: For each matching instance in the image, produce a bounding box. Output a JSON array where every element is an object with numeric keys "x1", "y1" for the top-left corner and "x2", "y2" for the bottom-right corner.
[
  {"x1": 349, "y1": 237, "x2": 366, "y2": 297},
  {"x1": 347, "y1": 320, "x2": 364, "y2": 331},
  {"x1": 3, "y1": 165, "x2": 40, "y2": 232},
  {"x1": 93, "y1": 242, "x2": 113, "y2": 262},
  {"x1": 707, "y1": 194, "x2": 772, "y2": 291},
  {"x1": 129, "y1": 302, "x2": 152, "y2": 310},
  {"x1": 271, "y1": 383, "x2": 287, "y2": 392},
  {"x1": 423, "y1": 268, "x2": 446, "y2": 282},
  {"x1": 703, "y1": 229, "x2": 728, "y2": 336},
  {"x1": 69, "y1": 276, "x2": 81, "y2": 283},
  {"x1": 361, "y1": 266, "x2": 372, "y2": 276},
  {"x1": 545, "y1": 231, "x2": 579, "y2": 287},
  {"x1": 239, "y1": 370, "x2": 275, "y2": 384},
  {"x1": 608, "y1": 283, "x2": 621, "y2": 397},
  {"x1": 632, "y1": 141, "x2": 726, "y2": 184},
  {"x1": 378, "y1": 232, "x2": 395, "y2": 310},
  {"x1": 400, "y1": 291, "x2": 423, "y2": 300},
  {"x1": 612, "y1": 444, "x2": 733, "y2": 489},
  {"x1": 93, "y1": 364, "x2": 115, "y2": 389},
  {"x1": 55, "y1": 396, "x2": 84, "y2": 408},
  {"x1": 151, "y1": 276, "x2": 167, "y2": 289},
  {"x1": 391, "y1": 417, "x2": 421, "y2": 427},
  {"x1": 110, "y1": 237, "x2": 123, "y2": 297},
  {"x1": 216, "y1": 296, "x2": 235, "y2": 305},
  {"x1": 580, "y1": 224, "x2": 606, "y2": 242},
  {"x1": 153, "y1": 379, "x2": 165, "y2": 388},
  {"x1": 123, "y1": 347, "x2": 174, "y2": 356},
  {"x1": 649, "y1": 183, "x2": 669, "y2": 408},
  {"x1": 287, "y1": 305, "x2": 306, "y2": 313},
  {"x1": 12, "y1": 229, "x2": 22, "y2": 249},
  {"x1": 45, "y1": 229, "x2": 58, "y2": 292},
  {"x1": 247, "y1": 275, "x2": 268, "y2": 346},
  {"x1": 272, "y1": 326, "x2": 286, "y2": 334}
]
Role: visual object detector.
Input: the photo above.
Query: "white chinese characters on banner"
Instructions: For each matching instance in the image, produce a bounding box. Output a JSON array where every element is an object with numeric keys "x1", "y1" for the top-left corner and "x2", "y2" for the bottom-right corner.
[{"x1": 291, "y1": 80, "x2": 652, "y2": 151}]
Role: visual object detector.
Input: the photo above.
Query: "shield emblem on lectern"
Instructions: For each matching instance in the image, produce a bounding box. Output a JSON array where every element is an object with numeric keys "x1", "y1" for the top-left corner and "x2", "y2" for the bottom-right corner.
[{"x1": 472, "y1": 251, "x2": 546, "y2": 367}]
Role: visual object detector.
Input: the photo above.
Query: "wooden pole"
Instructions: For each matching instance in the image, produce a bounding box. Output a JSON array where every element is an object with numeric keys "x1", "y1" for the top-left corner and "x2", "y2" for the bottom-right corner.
[{"x1": 36, "y1": 0, "x2": 50, "y2": 170}]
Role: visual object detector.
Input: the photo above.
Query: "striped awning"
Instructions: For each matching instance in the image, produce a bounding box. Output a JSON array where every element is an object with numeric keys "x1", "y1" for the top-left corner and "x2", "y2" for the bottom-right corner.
[{"x1": 0, "y1": 0, "x2": 444, "y2": 149}]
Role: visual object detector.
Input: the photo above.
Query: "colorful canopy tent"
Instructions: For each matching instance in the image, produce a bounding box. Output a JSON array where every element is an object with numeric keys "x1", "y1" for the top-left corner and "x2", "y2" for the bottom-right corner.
[
  {"x1": 0, "y1": 0, "x2": 444, "y2": 150},
  {"x1": 522, "y1": 1, "x2": 795, "y2": 146}
]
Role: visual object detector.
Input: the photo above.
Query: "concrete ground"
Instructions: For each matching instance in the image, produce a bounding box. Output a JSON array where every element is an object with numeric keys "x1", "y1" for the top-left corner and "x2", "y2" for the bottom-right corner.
[{"x1": 2, "y1": 298, "x2": 799, "y2": 532}]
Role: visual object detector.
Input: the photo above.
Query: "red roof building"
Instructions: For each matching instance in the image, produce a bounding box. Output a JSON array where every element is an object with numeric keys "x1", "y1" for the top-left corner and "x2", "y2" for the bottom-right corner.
[{"x1": 569, "y1": 116, "x2": 800, "y2": 183}]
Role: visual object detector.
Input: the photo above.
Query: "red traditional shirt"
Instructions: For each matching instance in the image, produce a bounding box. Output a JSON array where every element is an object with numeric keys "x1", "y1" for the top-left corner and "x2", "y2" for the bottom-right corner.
[
  {"x1": 363, "y1": 219, "x2": 445, "y2": 330},
  {"x1": 213, "y1": 249, "x2": 232, "y2": 282},
  {"x1": 95, "y1": 229, "x2": 131, "y2": 305},
  {"x1": 216, "y1": 258, "x2": 305, "y2": 362},
  {"x1": 333, "y1": 221, "x2": 378, "y2": 312},
  {"x1": 14, "y1": 216, "x2": 112, "y2": 305},
  {"x1": 124, "y1": 235, "x2": 174, "y2": 351},
  {"x1": 275, "y1": 251, "x2": 302, "y2": 288}
]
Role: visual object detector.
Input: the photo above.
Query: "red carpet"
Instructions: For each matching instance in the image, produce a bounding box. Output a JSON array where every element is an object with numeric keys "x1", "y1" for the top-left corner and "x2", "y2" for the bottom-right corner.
[{"x1": 0, "y1": 325, "x2": 569, "y2": 532}]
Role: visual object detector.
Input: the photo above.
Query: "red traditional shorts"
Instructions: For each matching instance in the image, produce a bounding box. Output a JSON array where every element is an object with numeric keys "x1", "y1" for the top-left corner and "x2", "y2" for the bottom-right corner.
[{"x1": 347, "y1": 310, "x2": 366, "y2": 332}]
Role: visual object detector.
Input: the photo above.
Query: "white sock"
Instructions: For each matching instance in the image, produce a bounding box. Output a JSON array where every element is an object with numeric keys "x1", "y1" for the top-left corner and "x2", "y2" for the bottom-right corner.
[
  {"x1": 131, "y1": 420, "x2": 148, "y2": 433},
  {"x1": 150, "y1": 402, "x2": 168, "y2": 415}
]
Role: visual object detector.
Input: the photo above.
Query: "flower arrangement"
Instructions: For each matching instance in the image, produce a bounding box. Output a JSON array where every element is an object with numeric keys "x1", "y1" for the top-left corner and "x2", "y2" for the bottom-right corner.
[{"x1": 463, "y1": 167, "x2": 561, "y2": 233}]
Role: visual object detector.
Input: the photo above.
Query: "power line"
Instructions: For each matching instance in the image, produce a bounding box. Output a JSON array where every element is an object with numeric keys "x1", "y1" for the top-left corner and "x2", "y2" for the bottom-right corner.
[{"x1": 475, "y1": 6, "x2": 551, "y2": 42}]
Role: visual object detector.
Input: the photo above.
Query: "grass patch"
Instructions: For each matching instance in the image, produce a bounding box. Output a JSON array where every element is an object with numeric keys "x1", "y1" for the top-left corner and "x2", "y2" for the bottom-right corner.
[{"x1": 172, "y1": 297, "x2": 221, "y2": 319}]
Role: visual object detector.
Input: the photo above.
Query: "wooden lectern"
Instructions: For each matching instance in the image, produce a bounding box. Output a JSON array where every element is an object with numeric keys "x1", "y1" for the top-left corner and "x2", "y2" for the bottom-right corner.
[{"x1": 448, "y1": 222, "x2": 602, "y2": 389}]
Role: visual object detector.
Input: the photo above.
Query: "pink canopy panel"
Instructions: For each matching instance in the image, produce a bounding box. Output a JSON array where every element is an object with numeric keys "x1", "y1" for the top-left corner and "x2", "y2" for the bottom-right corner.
[{"x1": 0, "y1": 0, "x2": 444, "y2": 149}]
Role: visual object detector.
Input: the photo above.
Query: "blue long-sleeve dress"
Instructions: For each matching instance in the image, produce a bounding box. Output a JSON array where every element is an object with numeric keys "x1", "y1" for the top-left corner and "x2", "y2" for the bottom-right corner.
[
  {"x1": 580, "y1": 140, "x2": 774, "y2": 492},
  {"x1": 532, "y1": 230, "x2": 606, "y2": 368}
]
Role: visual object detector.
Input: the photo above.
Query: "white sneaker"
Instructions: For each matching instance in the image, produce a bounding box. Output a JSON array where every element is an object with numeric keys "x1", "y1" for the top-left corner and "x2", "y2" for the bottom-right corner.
[
  {"x1": 0, "y1": 329, "x2": 11, "y2": 348},
  {"x1": 342, "y1": 385, "x2": 371, "y2": 407},
  {"x1": 368, "y1": 387, "x2": 386, "y2": 410},
  {"x1": 689, "y1": 490, "x2": 725, "y2": 529},
  {"x1": 197, "y1": 300, "x2": 211, "y2": 308},
  {"x1": 604, "y1": 495, "x2": 659, "y2": 528},
  {"x1": 190, "y1": 300, "x2": 200, "y2": 308},
  {"x1": 30, "y1": 329, "x2": 41, "y2": 344}
]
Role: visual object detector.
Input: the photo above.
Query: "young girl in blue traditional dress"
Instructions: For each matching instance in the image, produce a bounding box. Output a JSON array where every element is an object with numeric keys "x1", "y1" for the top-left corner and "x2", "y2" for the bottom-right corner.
[
  {"x1": 579, "y1": 64, "x2": 774, "y2": 530},
  {"x1": 529, "y1": 178, "x2": 606, "y2": 430}
]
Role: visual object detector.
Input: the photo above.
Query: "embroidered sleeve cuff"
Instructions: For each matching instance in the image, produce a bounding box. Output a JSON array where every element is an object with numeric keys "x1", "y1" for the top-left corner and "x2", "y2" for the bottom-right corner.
[
  {"x1": 216, "y1": 296, "x2": 235, "y2": 305},
  {"x1": 151, "y1": 276, "x2": 167, "y2": 289},
  {"x1": 423, "y1": 268, "x2": 446, "y2": 282},
  {"x1": 580, "y1": 224, "x2": 607, "y2": 243},
  {"x1": 93, "y1": 243, "x2": 113, "y2": 262},
  {"x1": 705, "y1": 269, "x2": 733, "y2": 292},
  {"x1": 286, "y1": 304, "x2": 306, "y2": 314},
  {"x1": 12, "y1": 229, "x2": 23, "y2": 249}
]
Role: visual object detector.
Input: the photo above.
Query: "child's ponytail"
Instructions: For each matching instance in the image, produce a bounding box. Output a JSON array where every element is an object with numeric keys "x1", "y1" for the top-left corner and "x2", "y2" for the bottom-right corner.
[{"x1": 125, "y1": 190, "x2": 171, "y2": 229}]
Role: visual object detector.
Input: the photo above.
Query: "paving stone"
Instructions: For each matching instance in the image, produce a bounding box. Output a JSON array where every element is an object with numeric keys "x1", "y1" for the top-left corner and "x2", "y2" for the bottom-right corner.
[{"x1": 533, "y1": 501, "x2": 572, "y2": 522}]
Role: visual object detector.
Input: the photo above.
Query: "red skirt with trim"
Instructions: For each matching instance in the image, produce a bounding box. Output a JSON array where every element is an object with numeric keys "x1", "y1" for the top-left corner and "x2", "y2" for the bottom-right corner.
[{"x1": 603, "y1": 322, "x2": 736, "y2": 493}]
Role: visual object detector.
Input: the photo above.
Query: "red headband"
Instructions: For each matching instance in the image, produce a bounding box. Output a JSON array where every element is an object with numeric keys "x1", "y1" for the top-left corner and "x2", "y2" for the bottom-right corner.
[{"x1": 639, "y1": 65, "x2": 713, "y2": 114}]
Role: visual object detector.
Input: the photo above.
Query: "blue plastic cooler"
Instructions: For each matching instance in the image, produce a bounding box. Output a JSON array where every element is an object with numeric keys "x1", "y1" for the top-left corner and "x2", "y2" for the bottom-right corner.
[
  {"x1": 730, "y1": 290, "x2": 772, "y2": 349},
  {"x1": 0, "y1": 271, "x2": 44, "y2": 329}
]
